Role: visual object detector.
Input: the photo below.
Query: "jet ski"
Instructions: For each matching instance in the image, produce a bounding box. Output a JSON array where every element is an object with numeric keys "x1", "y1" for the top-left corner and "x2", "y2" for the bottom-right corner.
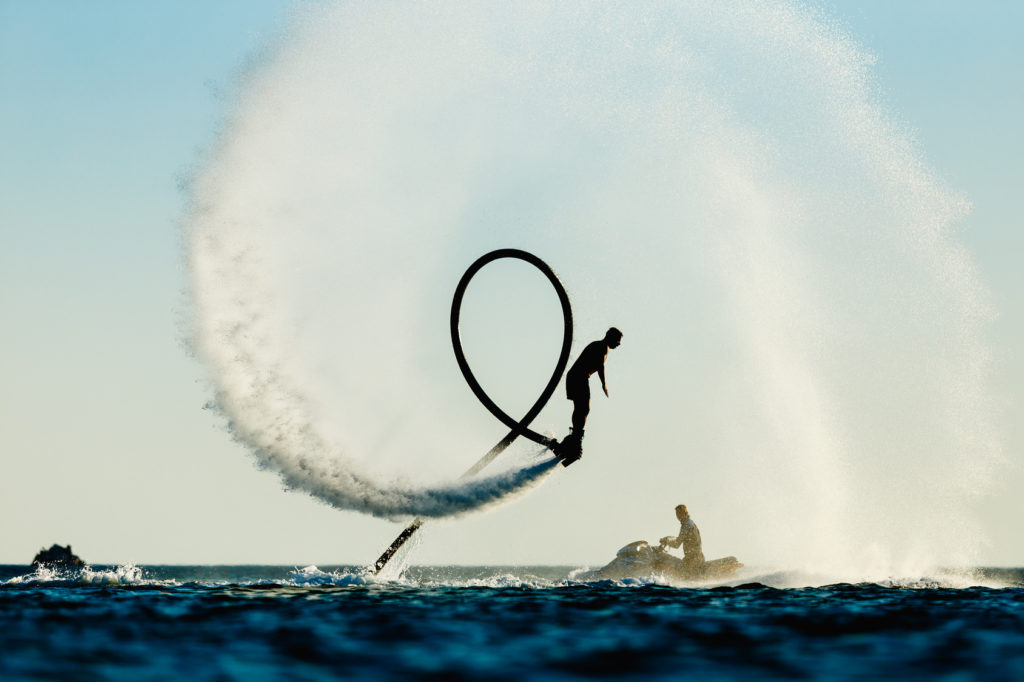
[{"x1": 578, "y1": 540, "x2": 743, "y2": 583}]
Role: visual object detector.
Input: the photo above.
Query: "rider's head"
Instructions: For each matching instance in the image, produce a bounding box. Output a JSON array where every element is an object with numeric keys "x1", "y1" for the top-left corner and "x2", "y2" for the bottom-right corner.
[
  {"x1": 605, "y1": 327, "x2": 623, "y2": 349},
  {"x1": 675, "y1": 504, "x2": 689, "y2": 521}
]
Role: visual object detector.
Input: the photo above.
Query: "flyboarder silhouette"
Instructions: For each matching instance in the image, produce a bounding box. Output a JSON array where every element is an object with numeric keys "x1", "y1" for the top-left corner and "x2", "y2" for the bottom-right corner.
[{"x1": 555, "y1": 326, "x2": 622, "y2": 465}]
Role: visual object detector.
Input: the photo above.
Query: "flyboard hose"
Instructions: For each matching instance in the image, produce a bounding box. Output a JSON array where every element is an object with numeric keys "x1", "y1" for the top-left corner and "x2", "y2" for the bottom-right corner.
[{"x1": 373, "y1": 248, "x2": 573, "y2": 573}]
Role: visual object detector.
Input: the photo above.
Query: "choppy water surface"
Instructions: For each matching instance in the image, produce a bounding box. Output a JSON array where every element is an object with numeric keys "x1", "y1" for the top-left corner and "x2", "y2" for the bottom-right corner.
[{"x1": 3, "y1": 565, "x2": 1023, "y2": 680}]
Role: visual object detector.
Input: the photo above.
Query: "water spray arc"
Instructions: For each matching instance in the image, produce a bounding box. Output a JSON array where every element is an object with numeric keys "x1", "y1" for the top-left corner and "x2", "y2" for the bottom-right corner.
[
  {"x1": 186, "y1": 1, "x2": 1000, "y2": 575},
  {"x1": 373, "y1": 248, "x2": 574, "y2": 573}
]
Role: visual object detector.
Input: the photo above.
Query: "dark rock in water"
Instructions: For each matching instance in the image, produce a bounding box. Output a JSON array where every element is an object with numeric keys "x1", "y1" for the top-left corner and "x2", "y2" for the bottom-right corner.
[{"x1": 31, "y1": 544, "x2": 85, "y2": 568}]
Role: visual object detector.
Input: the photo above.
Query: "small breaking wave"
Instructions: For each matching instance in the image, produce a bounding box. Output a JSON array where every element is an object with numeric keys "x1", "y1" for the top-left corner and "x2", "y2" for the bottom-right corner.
[{"x1": 4, "y1": 563, "x2": 154, "y2": 587}]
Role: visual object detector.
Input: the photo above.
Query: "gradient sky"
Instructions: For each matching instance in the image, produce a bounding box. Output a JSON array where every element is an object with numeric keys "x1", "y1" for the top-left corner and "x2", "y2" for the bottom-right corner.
[{"x1": 1, "y1": 1, "x2": 1021, "y2": 566}]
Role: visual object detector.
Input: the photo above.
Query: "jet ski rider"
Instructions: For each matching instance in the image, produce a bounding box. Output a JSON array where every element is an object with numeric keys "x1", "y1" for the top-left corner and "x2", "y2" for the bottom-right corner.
[{"x1": 660, "y1": 504, "x2": 705, "y2": 573}]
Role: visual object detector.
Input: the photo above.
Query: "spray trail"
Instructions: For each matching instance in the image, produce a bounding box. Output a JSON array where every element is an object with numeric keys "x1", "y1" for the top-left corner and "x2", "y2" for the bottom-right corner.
[
  {"x1": 187, "y1": 200, "x2": 560, "y2": 519},
  {"x1": 185, "y1": 0, "x2": 1000, "y2": 573}
]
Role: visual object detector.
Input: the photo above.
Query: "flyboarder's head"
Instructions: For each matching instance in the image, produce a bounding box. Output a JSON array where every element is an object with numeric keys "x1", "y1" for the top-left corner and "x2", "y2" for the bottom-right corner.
[
  {"x1": 605, "y1": 327, "x2": 623, "y2": 348},
  {"x1": 675, "y1": 504, "x2": 689, "y2": 521}
]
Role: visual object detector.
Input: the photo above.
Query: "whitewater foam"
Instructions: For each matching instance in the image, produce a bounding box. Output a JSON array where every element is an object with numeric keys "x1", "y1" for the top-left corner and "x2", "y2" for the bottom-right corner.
[{"x1": 4, "y1": 563, "x2": 155, "y2": 587}]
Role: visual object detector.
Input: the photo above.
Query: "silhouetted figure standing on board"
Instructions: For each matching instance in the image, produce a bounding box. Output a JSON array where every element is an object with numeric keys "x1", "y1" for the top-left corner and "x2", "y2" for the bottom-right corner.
[
  {"x1": 660, "y1": 504, "x2": 705, "y2": 575},
  {"x1": 555, "y1": 327, "x2": 622, "y2": 465}
]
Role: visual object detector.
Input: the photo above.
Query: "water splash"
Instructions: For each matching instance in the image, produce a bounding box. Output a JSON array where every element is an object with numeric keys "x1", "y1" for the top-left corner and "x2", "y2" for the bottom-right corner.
[
  {"x1": 184, "y1": 0, "x2": 999, "y2": 576},
  {"x1": 4, "y1": 563, "x2": 149, "y2": 586}
]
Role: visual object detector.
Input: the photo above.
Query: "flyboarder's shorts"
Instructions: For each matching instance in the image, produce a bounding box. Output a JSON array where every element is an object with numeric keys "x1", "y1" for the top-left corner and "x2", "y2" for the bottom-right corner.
[{"x1": 566, "y1": 372, "x2": 590, "y2": 401}]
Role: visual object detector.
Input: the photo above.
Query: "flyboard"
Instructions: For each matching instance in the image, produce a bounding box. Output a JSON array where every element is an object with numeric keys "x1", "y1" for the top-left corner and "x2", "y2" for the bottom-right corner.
[{"x1": 373, "y1": 248, "x2": 577, "y2": 574}]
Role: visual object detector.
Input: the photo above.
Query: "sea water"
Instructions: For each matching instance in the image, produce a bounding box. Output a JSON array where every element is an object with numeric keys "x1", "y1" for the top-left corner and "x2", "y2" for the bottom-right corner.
[{"x1": 3, "y1": 564, "x2": 1023, "y2": 680}]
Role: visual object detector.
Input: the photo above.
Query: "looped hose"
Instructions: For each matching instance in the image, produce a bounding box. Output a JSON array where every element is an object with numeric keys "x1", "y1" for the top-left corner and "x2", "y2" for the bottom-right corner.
[
  {"x1": 374, "y1": 248, "x2": 573, "y2": 573},
  {"x1": 450, "y1": 248, "x2": 574, "y2": 459}
]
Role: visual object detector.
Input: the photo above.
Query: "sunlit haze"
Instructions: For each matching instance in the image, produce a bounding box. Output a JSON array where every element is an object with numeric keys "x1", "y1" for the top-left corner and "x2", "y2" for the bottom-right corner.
[{"x1": 2, "y1": 1, "x2": 1021, "y2": 575}]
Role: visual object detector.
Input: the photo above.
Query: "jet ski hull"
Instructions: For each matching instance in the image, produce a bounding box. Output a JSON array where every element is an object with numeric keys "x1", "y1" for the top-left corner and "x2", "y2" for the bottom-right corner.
[{"x1": 579, "y1": 540, "x2": 743, "y2": 583}]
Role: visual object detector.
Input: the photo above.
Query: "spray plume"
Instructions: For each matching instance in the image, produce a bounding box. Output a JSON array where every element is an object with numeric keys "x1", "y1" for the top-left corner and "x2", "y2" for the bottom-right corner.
[{"x1": 185, "y1": 1, "x2": 999, "y2": 573}]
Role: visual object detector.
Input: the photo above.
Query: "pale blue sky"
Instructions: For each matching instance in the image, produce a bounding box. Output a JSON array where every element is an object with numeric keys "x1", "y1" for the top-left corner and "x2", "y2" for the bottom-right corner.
[{"x1": 1, "y1": 1, "x2": 1021, "y2": 567}]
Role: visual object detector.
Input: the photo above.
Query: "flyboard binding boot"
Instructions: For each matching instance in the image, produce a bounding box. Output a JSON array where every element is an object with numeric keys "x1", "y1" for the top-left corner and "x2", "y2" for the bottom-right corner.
[{"x1": 553, "y1": 428, "x2": 584, "y2": 467}]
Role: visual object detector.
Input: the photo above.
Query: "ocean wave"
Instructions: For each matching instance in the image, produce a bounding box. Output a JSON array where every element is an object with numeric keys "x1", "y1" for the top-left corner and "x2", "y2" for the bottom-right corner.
[
  {"x1": 4, "y1": 563, "x2": 1019, "y2": 590},
  {"x1": 3, "y1": 563, "x2": 159, "y2": 587}
]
